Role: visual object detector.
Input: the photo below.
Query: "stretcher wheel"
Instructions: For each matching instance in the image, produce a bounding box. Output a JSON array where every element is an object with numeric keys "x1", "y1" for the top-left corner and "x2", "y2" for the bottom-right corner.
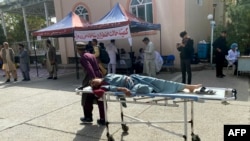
[
  {"x1": 232, "y1": 89, "x2": 237, "y2": 100},
  {"x1": 121, "y1": 124, "x2": 129, "y2": 132}
]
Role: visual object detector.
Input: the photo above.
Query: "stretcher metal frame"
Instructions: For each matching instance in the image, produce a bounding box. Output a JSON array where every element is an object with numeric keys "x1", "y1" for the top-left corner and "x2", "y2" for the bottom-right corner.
[{"x1": 75, "y1": 87, "x2": 237, "y2": 141}]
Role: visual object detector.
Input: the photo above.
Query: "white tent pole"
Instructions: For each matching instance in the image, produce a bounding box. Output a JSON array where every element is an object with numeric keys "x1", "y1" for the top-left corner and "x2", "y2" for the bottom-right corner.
[
  {"x1": 22, "y1": 7, "x2": 31, "y2": 49},
  {"x1": 128, "y1": 37, "x2": 132, "y2": 52},
  {"x1": 160, "y1": 26, "x2": 162, "y2": 55},
  {"x1": 44, "y1": 2, "x2": 49, "y2": 26},
  {"x1": 73, "y1": 35, "x2": 80, "y2": 80},
  {"x1": 0, "y1": 10, "x2": 7, "y2": 37}
]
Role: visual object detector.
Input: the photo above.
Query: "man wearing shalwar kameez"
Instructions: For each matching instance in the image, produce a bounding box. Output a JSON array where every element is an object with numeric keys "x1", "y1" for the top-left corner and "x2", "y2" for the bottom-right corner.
[
  {"x1": 142, "y1": 37, "x2": 156, "y2": 77},
  {"x1": 18, "y1": 44, "x2": 30, "y2": 81},
  {"x1": 106, "y1": 39, "x2": 118, "y2": 74},
  {"x1": 91, "y1": 74, "x2": 201, "y2": 97},
  {"x1": 92, "y1": 39, "x2": 107, "y2": 76},
  {"x1": 45, "y1": 39, "x2": 58, "y2": 80},
  {"x1": 84, "y1": 74, "x2": 201, "y2": 125},
  {"x1": 76, "y1": 42, "x2": 104, "y2": 125},
  {"x1": 0, "y1": 42, "x2": 17, "y2": 83}
]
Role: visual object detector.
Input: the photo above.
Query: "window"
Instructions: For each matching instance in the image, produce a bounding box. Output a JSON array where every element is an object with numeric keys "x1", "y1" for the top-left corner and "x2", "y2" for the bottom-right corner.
[
  {"x1": 74, "y1": 5, "x2": 89, "y2": 21},
  {"x1": 197, "y1": 0, "x2": 203, "y2": 6},
  {"x1": 130, "y1": 0, "x2": 153, "y2": 23}
]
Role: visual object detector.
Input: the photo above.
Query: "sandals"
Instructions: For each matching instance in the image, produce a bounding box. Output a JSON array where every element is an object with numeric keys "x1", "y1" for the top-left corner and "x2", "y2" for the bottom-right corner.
[{"x1": 195, "y1": 87, "x2": 216, "y2": 95}]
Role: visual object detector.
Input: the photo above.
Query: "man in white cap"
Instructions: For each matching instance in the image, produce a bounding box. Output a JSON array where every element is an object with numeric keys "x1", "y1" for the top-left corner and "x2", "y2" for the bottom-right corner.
[{"x1": 76, "y1": 42, "x2": 105, "y2": 125}]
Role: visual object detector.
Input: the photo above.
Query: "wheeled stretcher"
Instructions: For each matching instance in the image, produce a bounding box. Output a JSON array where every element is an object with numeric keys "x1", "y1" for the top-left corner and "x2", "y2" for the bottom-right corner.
[{"x1": 75, "y1": 86, "x2": 237, "y2": 141}]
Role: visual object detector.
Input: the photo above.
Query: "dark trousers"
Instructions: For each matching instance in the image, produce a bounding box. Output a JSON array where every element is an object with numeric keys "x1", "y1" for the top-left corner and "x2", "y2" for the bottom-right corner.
[
  {"x1": 133, "y1": 62, "x2": 143, "y2": 74},
  {"x1": 180, "y1": 59, "x2": 192, "y2": 84},
  {"x1": 49, "y1": 65, "x2": 57, "y2": 77},
  {"x1": 82, "y1": 93, "x2": 105, "y2": 120},
  {"x1": 215, "y1": 55, "x2": 225, "y2": 76},
  {"x1": 80, "y1": 72, "x2": 105, "y2": 120},
  {"x1": 21, "y1": 71, "x2": 30, "y2": 80}
]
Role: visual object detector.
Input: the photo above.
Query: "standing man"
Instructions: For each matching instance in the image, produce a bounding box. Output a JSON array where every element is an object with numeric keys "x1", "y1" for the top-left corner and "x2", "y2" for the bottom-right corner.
[
  {"x1": 92, "y1": 39, "x2": 107, "y2": 76},
  {"x1": 45, "y1": 39, "x2": 58, "y2": 80},
  {"x1": 0, "y1": 42, "x2": 17, "y2": 82},
  {"x1": 76, "y1": 42, "x2": 105, "y2": 125},
  {"x1": 177, "y1": 31, "x2": 194, "y2": 84},
  {"x1": 18, "y1": 44, "x2": 30, "y2": 81},
  {"x1": 142, "y1": 37, "x2": 156, "y2": 77},
  {"x1": 106, "y1": 39, "x2": 118, "y2": 74},
  {"x1": 213, "y1": 30, "x2": 227, "y2": 78},
  {"x1": 86, "y1": 41, "x2": 94, "y2": 53}
]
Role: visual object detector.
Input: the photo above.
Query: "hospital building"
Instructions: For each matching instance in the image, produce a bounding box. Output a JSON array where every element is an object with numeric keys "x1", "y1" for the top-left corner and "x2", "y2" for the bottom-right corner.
[{"x1": 0, "y1": 0, "x2": 225, "y2": 66}]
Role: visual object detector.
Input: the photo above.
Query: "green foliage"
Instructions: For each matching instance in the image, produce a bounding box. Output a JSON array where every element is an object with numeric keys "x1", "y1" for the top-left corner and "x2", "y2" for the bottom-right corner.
[
  {"x1": 0, "y1": 25, "x2": 6, "y2": 44},
  {"x1": 4, "y1": 13, "x2": 25, "y2": 42},
  {"x1": 27, "y1": 15, "x2": 46, "y2": 31},
  {"x1": 217, "y1": 0, "x2": 250, "y2": 53},
  {"x1": 3, "y1": 13, "x2": 45, "y2": 43}
]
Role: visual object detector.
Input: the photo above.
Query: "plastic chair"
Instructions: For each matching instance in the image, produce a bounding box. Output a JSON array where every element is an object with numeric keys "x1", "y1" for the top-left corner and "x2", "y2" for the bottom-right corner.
[{"x1": 162, "y1": 55, "x2": 175, "y2": 72}]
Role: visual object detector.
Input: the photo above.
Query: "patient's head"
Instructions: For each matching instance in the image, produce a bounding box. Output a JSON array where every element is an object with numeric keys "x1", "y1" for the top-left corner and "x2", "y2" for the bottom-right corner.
[{"x1": 89, "y1": 78, "x2": 103, "y2": 89}]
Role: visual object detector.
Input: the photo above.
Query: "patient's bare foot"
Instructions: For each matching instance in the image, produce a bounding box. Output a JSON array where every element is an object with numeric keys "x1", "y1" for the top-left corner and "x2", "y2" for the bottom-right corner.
[{"x1": 186, "y1": 84, "x2": 202, "y2": 93}]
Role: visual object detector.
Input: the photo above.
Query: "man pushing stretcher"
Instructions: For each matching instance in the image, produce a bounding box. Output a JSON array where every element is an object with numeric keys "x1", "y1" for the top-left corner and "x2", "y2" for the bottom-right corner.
[
  {"x1": 78, "y1": 73, "x2": 236, "y2": 141},
  {"x1": 81, "y1": 74, "x2": 224, "y2": 125}
]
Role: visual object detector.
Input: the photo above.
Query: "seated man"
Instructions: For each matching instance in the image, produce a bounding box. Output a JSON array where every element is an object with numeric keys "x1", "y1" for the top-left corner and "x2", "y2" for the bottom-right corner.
[
  {"x1": 133, "y1": 48, "x2": 144, "y2": 74},
  {"x1": 154, "y1": 51, "x2": 163, "y2": 73},
  {"x1": 90, "y1": 73, "x2": 202, "y2": 97},
  {"x1": 226, "y1": 43, "x2": 240, "y2": 75}
]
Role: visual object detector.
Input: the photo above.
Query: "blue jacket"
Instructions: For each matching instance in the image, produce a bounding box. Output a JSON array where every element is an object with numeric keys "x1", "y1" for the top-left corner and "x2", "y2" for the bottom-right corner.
[{"x1": 102, "y1": 74, "x2": 185, "y2": 94}]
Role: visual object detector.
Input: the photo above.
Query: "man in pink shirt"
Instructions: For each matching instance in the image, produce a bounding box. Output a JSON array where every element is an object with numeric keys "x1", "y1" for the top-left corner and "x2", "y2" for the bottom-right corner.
[{"x1": 76, "y1": 42, "x2": 104, "y2": 125}]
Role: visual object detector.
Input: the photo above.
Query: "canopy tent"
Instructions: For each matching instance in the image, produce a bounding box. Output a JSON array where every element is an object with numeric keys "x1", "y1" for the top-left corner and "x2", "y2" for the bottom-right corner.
[
  {"x1": 32, "y1": 12, "x2": 90, "y2": 37},
  {"x1": 74, "y1": 3, "x2": 161, "y2": 53},
  {"x1": 79, "y1": 3, "x2": 160, "y2": 32},
  {"x1": 32, "y1": 12, "x2": 90, "y2": 79}
]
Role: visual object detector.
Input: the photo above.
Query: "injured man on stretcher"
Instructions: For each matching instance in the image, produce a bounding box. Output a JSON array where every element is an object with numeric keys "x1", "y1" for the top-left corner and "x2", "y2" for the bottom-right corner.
[
  {"x1": 90, "y1": 74, "x2": 203, "y2": 97},
  {"x1": 80, "y1": 74, "x2": 209, "y2": 124}
]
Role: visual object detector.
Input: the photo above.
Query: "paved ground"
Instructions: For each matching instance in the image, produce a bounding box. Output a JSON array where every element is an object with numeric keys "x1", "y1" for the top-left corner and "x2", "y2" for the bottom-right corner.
[
  {"x1": 0, "y1": 65, "x2": 249, "y2": 141},
  {"x1": 0, "y1": 66, "x2": 76, "y2": 82}
]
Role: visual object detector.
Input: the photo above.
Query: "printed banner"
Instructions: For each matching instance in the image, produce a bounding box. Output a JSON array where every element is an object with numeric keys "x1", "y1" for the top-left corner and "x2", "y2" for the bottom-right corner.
[{"x1": 74, "y1": 25, "x2": 131, "y2": 41}]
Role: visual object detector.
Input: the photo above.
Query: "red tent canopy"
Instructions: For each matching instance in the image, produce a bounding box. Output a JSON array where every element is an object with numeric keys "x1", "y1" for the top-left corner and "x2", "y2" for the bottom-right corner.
[
  {"x1": 32, "y1": 12, "x2": 90, "y2": 37},
  {"x1": 74, "y1": 3, "x2": 161, "y2": 52},
  {"x1": 31, "y1": 12, "x2": 90, "y2": 80}
]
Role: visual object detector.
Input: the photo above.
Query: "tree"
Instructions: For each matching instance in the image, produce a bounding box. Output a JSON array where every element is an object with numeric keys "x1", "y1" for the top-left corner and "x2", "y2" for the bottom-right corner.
[
  {"x1": 215, "y1": 0, "x2": 250, "y2": 54},
  {"x1": 3, "y1": 13, "x2": 45, "y2": 43},
  {"x1": 0, "y1": 25, "x2": 6, "y2": 44}
]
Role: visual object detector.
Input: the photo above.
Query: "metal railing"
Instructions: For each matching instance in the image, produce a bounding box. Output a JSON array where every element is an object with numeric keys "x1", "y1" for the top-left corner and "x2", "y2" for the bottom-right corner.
[{"x1": 9, "y1": 38, "x2": 59, "y2": 64}]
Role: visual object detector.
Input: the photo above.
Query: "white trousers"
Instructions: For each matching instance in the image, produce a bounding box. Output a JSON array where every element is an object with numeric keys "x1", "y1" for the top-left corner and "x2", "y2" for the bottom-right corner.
[
  {"x1": 143, "y1": 59, "x2": 156, "y2": 77},
  {"x1": 108, "y1": 64, "x2": 116, "y2": 74}
]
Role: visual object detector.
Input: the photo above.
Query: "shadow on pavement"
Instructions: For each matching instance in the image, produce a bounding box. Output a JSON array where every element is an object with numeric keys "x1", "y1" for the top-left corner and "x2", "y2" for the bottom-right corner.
[
  {"x1": 0, "y1": 72, "x2": 83, "y2": 93},
  {"x1": 73, "y1": 124, "x2": 105, "y2": 141}
]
